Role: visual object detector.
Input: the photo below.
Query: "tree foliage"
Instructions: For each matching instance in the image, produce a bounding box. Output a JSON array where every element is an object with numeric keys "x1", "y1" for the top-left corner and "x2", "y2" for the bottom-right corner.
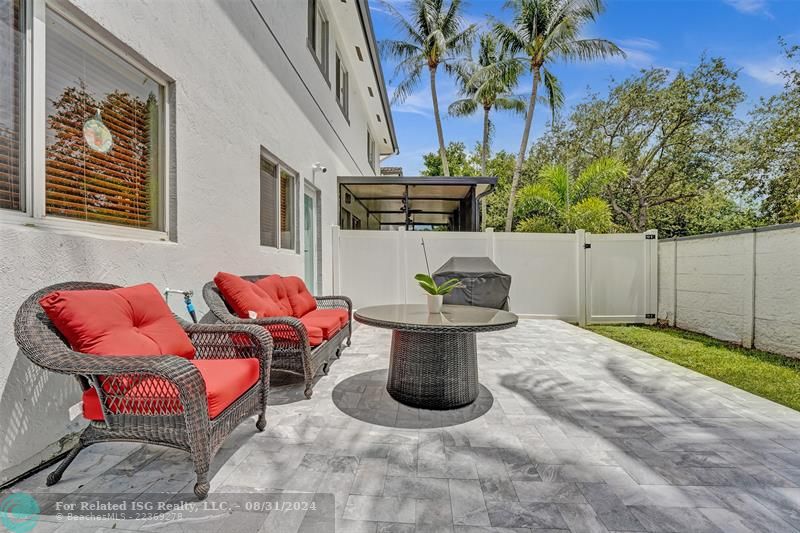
[
  {"x1": 731, "y1": 40, "x2": 800, "y2": 224},
  {"x1": 487, "y1": 0, "x2": 624, "y2": 231},
  {"x1": 566, "y1": 58, "x2": 744, "y2": 232},
  {"x1": 380, "y1": 0, "x2": 477, "y2": 176},
  {"x1": 515, "y1": 157, "x2": 625, "y2": 233}
]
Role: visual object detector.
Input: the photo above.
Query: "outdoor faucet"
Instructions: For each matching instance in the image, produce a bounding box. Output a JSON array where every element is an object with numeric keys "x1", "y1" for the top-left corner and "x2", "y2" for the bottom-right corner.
[{"x1": 164, "y1": 288, "x2": 197, "y2": 323}]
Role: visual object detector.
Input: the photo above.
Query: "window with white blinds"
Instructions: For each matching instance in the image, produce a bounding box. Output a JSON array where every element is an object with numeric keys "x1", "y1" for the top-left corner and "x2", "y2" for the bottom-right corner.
[
  {"x1": 44, "y1": 9, "x2": 164, "y2": 229},
  {"x1": 0, "y1": 0, "x2": 24, "y2": 212},
  {"x1": 260, "y1": 158, "x2": 278, "y2": 247},
  {"x1": 260, "y1": 151, "x2": 297, "y2": 251}
]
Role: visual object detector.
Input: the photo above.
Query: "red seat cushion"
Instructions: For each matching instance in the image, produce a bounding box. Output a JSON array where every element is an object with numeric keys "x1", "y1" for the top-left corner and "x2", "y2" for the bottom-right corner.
[
  {"x1": 282, "y1": 276, "x2": 317, "y2": 317},
  {"x1": 310, "y1": 308, "x2": 349, "y2": 328},
  {"x1": 300, "y1": 312, "x2": 341, "y2": 340},
  {"x1": 253, "y1": 275, "x2": 293, "y2": 316},
  {"x1": 81, "y1": 358, "x2": 260, "y2": 420},
  {"x1": 39, "y1": 283, "x2": 195, "y2": 359},
  {"x1": 214, "y1": 272, "x2": 284, "y2": 318},
  {"x1": 267, "y1": 324, "x2": 324, "y2": 347}
]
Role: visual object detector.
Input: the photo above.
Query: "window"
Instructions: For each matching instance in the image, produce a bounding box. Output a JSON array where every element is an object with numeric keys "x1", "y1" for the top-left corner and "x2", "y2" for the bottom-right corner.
[
  {"x1": 335, "y1": 49, "x2": 349, "y2": 118},
  {"x1": 352, "y1": 215, "x2": 361, "y2": 230},
  {"x1": 43, "y1": 10, "x2": 164, "y2": 230},
  {"x1": 0, "y1": 0, "x2": 25, "y2": 212},
  {"x1": 260, "y1": 151, "x2": 297, "y2": 251},
  {"x1": 307, "y1": 0, "x2": 329, "y2": 79},
  {"x1": 280, "y1": 170, "x2": 295, "y2": 250},
  {"x1": 367, "y1": 129, "x2": 377, "y2": 172}
]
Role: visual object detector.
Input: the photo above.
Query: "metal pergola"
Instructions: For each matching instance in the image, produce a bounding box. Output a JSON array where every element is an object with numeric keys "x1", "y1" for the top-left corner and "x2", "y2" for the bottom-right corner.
[{"x1": 338, "y1": 176, "x2": 497, "y2": 231}]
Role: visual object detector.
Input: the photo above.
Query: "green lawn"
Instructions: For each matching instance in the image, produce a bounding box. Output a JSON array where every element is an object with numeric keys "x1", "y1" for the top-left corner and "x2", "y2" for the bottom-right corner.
[{"x1": 586, "y1": 324, "x2": 800, "y2": 411}]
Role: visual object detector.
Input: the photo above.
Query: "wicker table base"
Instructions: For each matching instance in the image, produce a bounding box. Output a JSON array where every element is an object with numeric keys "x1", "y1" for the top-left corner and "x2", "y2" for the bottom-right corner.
[{"x1": 387, "y1": 330, "x2": 479, "y2": 409}]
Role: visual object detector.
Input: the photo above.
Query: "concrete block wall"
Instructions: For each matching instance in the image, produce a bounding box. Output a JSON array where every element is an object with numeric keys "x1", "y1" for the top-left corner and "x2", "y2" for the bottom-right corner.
[{"x1": 658, "y1": 224, "x2": 800, "y2": 358}]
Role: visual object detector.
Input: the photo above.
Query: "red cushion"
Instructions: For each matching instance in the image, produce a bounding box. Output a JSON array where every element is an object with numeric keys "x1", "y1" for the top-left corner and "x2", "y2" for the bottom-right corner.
[
  {"x1": 39, "y1": 283, "x2": 195, "y2": 359},
  {"x1": 214, "y1": 272, "x2": 284, "y2": 318},
  {"x1": 310, "y1": 308, "x2": 349, "y2": 327},
  {"x1": 266, "y1": 324, "x2": 324, "y2": 347},
  {"x1": 283, "y1": 276, "x2": 317, "y2": 317},
  {"x1": 300, "y1": 313, "x2": 341, "y2": 340},
  {"x1": 253, "y1": 275, "x2": 292, "y2": 316},
  {"x1": 81, "y1": 358, "x2": 260, "y2": 420}
]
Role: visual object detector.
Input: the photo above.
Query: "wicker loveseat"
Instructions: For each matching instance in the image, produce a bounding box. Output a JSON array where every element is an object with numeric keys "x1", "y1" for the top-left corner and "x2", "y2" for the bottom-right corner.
[
  {"x1": 14, "y1": 282, "x2": 273, "y2": 500},
  {"x1": 203, "y1": 274, "x2": 351, "y2": 398}
]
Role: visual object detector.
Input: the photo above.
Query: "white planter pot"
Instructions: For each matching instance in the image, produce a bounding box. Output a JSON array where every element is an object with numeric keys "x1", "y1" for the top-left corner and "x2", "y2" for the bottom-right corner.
[{"x1": 427, "y1": 294, "x2": 444, "y2": 313}]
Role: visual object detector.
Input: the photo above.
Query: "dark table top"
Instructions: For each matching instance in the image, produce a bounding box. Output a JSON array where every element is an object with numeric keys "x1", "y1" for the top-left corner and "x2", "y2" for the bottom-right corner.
[{"x1": 354, "y1": 304, "x2": 518, "y2": 333}]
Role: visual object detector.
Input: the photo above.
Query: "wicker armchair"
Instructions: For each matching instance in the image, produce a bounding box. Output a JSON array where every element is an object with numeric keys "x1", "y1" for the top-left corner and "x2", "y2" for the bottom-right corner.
[
  {"x1": 14, "y1": 282, "x2": 273, "y2": 500},
  {"x1": 203, "y1": 275, "x2": 351, "y2": 398}
]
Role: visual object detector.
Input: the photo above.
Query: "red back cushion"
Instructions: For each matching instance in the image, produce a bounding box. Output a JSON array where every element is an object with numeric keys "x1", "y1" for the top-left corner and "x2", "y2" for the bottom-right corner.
[
  {"x1": 282, "y1": 276, "x2": 317, "y2": 317},
  {"x1": 253, "y1": 275, "x2": 292, "y2": 316},
  {"x1": 214, "y1": 272, "x2": 285, "y2": 318},
  {"x1": 39, "y1": 283, "x2": 196, "y2": 359}
]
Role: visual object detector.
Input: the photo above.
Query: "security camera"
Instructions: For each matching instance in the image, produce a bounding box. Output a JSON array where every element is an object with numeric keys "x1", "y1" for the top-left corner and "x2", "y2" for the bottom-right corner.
[{"x1": 313, "y1": 162, "x2": 327, "y2": 173}]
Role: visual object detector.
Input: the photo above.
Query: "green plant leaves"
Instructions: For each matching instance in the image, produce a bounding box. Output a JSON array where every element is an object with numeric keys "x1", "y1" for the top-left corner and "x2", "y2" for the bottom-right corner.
[{"x1": 414, "y1": 274, "x2": 462, "y2": 295}]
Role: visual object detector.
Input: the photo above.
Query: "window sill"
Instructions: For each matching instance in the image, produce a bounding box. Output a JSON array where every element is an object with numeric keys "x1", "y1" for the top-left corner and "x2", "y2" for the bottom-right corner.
[
  {"x1": 259, "y1": 244, "x2": 300, "y2": 256},
  {"x1": 0, "y1": 212, "x2": 173, "y2": 244}
]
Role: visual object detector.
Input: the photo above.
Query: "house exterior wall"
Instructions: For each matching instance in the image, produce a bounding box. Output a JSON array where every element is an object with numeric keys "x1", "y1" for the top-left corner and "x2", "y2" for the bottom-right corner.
[
  {"x1": 0, "y1": 0, "x2": 394, "y2": 484},
  {"x1": 657, "y1": 224, "x2": 800, "y2": 358}
]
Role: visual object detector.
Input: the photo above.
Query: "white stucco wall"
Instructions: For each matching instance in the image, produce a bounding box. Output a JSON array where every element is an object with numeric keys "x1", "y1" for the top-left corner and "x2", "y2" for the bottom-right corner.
[
  {"x1": 658, "y1": 239, "x2": 676, "y2": 324},
  {"x1": 657, "y1": 225, "x2": 800, "y2": 358},
  {"x1": 0, "y1": 0, "x2": 391, "y2": 483},
  {"x1": 753, "y1": 227, "x2": 800, "y2": 357}
]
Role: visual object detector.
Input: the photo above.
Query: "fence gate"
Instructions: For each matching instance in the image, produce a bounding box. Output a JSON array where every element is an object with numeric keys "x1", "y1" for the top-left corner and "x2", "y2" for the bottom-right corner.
[{"x1": 583, "y1": 229, "x2": 658, "y2": 324}]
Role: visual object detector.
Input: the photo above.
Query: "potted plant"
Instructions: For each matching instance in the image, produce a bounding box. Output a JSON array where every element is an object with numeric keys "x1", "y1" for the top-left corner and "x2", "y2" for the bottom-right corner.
[{"x1": 415, "y1": 238, "x2": 461, "y2": 313}]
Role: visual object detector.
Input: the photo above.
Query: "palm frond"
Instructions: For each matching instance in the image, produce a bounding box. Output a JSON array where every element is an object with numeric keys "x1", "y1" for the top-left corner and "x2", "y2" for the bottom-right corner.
[
  {"x1": 391, "y1": 64, "x2": 424, "y2": 103},
  {"x1": 493, "y1": 95, "x2": 527, "y2": 115},
  {"x1": 448, "y1": 98, "x2": 479, "y2": 117},
  {"x1": 555, "y1": 38, "x2": 625, "y2": 62},
  {"x1": 541, "y1": 67, "x2": 564, "y2": 119}
]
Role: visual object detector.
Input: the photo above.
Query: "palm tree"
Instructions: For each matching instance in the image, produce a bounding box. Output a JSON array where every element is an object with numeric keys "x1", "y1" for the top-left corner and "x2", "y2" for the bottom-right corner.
[
  {"x1": 490, "y1": 0, "x2": 624, "y2": 231},
  {"x1": 381, "y1": 0, "x2": 477, "y2": 176},
  {"x1": 448, "y1": 33, "x2": 526, "y2": 176},
  {"x1": 515, "y1": 157, "x2": 626, "y2": 233}
]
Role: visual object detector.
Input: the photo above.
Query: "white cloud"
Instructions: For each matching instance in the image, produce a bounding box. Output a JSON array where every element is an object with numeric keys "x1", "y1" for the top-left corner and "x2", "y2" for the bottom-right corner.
[
  {"x1": 617, "y1": 38, "x2": 661, "y2": 51},
  {"x1": 741, "y1": 56, "x2": 789, "y2": 86},
  {"x1": 723, "y1": 0, "x2": 773, "y2": 17},
  {"x1": 604, "y1": 37, "x2": 660, "y2": 68},
  {"x1": 389, "y1": 87, "x2": 434, "y2": 116}
]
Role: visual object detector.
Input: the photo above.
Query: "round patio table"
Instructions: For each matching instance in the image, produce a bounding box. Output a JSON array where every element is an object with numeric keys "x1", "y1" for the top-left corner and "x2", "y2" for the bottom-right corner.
[{"x1": 354, "y1": 304, "x2": 518, "y2": 410}]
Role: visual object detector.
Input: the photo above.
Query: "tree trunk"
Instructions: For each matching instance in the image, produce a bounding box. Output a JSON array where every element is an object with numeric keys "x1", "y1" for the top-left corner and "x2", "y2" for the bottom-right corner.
[
  {"x1": 429, "y1": 65, "x2": 449, "y2": 176},
  {"x1": 481, "y1": 106, "x2": 490, "y2": 176},
  {"x1": 504, "y1": 67, "x2": 540, "y2": 232},
  {"x1": 480, "y1": 106, "x2": 490, "y2": 230}
]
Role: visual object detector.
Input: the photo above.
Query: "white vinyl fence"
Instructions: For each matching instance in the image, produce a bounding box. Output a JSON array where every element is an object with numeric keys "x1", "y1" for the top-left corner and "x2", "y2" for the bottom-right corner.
[
  {"x1": 331, "y1": 227, "x2": 658, "y2": 325},
  {"x1": 659, "y1": 223, "x2": 800, "y2": 358}
]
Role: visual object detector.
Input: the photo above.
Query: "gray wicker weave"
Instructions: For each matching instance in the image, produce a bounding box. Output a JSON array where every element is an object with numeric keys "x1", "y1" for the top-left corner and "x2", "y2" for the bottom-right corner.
[
  {"x1": 354, "y1": 304, "x2": 517, "y2": 410},
  {"x1": 13, "y1": 282, "x2": 273, "y2": 500},
  {"x1": 203, "y1": 276, "x2": 352, "y2": 399}
]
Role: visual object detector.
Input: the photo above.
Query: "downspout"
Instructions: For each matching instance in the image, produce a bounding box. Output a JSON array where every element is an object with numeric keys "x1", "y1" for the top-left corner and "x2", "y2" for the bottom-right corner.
[{"x1": 476, "y1": 184, "x2": 494, "y2": 231}]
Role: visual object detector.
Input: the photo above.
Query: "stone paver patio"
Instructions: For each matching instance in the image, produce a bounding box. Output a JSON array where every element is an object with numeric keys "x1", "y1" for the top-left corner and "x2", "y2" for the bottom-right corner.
[{"x1": 14, "y1": 320, "x2": 800, "y2": 532}]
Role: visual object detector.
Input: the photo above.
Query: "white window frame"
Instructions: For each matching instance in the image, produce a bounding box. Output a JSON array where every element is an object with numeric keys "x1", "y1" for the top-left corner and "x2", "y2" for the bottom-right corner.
[
  {"x1": 0, "y1": 0, "x2": 171, "y2": 242},
  {"x1": 307, "y1": 0, "x2": 329, "y2": 83},
  {"x1": 367, "y1": 128, "x2": 377, "y2": 172},
  {"x1": 260, "y1": 148, "x2": 299, "y2": 254},
  {"x1": 335, "y1": 45, "x2": 349, "y2": 120}
]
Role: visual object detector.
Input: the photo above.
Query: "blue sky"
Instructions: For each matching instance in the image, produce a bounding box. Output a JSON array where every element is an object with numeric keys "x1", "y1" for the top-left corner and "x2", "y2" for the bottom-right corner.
[{"x1": 370, "y1": 0, "x2": 800, "y2": 175}]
